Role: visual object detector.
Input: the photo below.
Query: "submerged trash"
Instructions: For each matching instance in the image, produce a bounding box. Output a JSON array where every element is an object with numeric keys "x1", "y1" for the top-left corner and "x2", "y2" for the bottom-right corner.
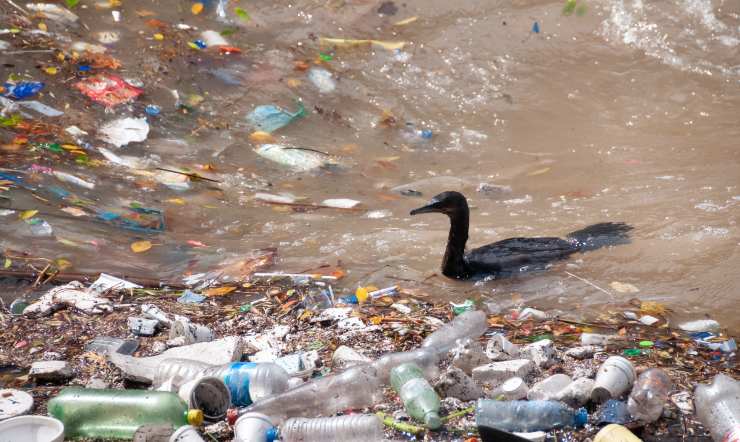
[
  {"x1": 74, "y1": 74, "x2": 143, "y2": 107},
  {"x1": 247, "y1": 102, "x2": 305, "y2": 133},
  {"x1": 2, "y1": 81, "x2": 44, "y2": 100},
  {"x1": 98, "y1": 117, "x2": 150, "y2": 147},
  {"x1": 255, "y1": 144, "x2": 336, "y2": 171},
  {"x1": 307, "y1": 68, "x2": 336, "y2": 93}
]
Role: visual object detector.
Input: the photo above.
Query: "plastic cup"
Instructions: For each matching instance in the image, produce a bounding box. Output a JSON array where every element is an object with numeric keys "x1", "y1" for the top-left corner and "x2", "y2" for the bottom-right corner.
[
  {"x1": 593, "y1": 423, "x2": 642, "y2": 442},
  {"x1": 499, "y1": 377, "x2": 528, "y2": 400},
  {"x1": 169, "y1": 425, "x2": 205, "y2": 442},
  {"x1": 233, "y1": 412, "x2": 277, "y2": 442},
  {"x1": 178, "y1": 376, "x2": 231, "y2": 421},
  {"x1": 0, "y1": 415, "x2": 64, "y2": 442},
  {"x1": 591, "y1": 356, "x2": 636, "y2": 402}
]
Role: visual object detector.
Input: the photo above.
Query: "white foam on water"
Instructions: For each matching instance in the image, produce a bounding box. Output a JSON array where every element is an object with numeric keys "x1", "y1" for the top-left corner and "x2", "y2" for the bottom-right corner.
[{"x1": 600, "y1": 0, "x2": 740, "y2": 78}]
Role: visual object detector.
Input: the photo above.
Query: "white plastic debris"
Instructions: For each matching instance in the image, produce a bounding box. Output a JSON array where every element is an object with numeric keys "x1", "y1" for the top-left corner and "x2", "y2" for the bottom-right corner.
[
  {"x1": 520, "y1": 339, "x2": 556, "y2": 368},
  {"x1": 679, "y1": 319, "x2": 721, "y2": 333},
  {"x1": 639, "y1": 315, "x2": 660, "y2": 326},
  {"x1": 0, "y1": 389, "x2": 34, "y2": 419},
  {"x1": 99, "y1": 117, "x2": 149, "y2": 147},
  {"x1": 255, "y1": 193, "x2": 298, "y2": 204},
  {"x1": 128, "y1": 317, "x2": 160, "y2": 336},
  {"x1": 332, "y1": 346, "x2": 371, "y2": 369},
  {"x1": 201, "y1": 30, "x2": 229, "y2": 47},
  {"x1": 29, "y1": 360, "x2": 73, "y2": 382},
  {"x1": 52, "y1": 171, "x2": 95, "y2": 190},
  {"x1": 70, "y1": 41, "x2": 107, "y2": 53},
  {"x1": 96, "y1": 31, "x2": 120, "y2": 44},
  {"x1": 89, "y1": 273, "x2": 142, "y2": 293},
  {"x1": 23, "y1": 281, "x2": 114, "y2": 316},
  {"x1": 255, "y1": 144, "x2": 333, "y2": 172},
  {"x1": 307, "y1": 67, "x2": 336, "y2": 93},
  {"x1": 321, "y1": 198, "x2": 361, "y2": 209},
  {"x1": 485, "y1": 334, "x2": 520, "y2": 361},
  {"x1": 472, "y1": 359, "x2": 535, "y2": 385}
]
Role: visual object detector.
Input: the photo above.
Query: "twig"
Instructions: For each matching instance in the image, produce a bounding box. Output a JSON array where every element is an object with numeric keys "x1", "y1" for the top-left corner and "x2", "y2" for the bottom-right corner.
[
  {"x1": 376, "y1": 412, "x2": 425, "y2": 435},
  {"x1": 441, "y1": 405, "x2": 475, "y2": 423},
  {"x1": 154, "y1": 167, "x2": 221, "y2": 183},
  {"x1": 564, "y1": 271, "x2": 612, "y2": 298},
  {"x1": 32, "y1": 264, "x2": 51, "y2": 288},
  {"x1": 3, "y1": 50, "x2": 55, "y2": 54},
  {"x1": 5, "y1": 0, "x2": 29, "y2": 16}
]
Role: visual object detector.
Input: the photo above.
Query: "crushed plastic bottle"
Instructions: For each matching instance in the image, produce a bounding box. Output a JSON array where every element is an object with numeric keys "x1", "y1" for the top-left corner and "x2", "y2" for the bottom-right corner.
[
  {"x1": 627, "y1": 368, "x2": 672, "y2": 423},
  {"x1": 421, "y1": 310, "x2": 488, "y2": 354},
  {"x1": 243, "y1": 364, "x2": 382, "y2": 424},
  {"x1": 476, "y1": 399, "x2": 588, "y2": 433},
  {"x1": 390, "y1": 363, "x2": 441, "y2": 429},
  {"x1": 47, "y1": 387, "x2": 203, "y2": 439},
  {"x1": 1, "y1": 81, "x2": 44, "y2": 100},
  {"x1": 694, "y1": 374, "x2": 740, "y2": 442},
  {"x1": 280, "y1": 414, "x2": 384, "y2": 442}
]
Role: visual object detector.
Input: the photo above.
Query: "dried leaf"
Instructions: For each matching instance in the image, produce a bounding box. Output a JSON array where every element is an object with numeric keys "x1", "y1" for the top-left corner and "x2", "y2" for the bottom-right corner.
[
  {"x1": 3, "y1": 258, "x2": 11, "y2": 269},
  {"x1": 131, "y1": 240, "x2": 152, "y2": 253},
  {"x1": 249, "y1": 131, "x2": 275, "y2": 143},
  {"x1": 640, "y1": 301, "x2": 667, "y2": 316},
  {"x1": 54, "y1": 258, "x2": 72, "y2": 270},
  {"x1": 204, "y1": 286, "x2": 236, "y2": 297},
  {"x1": 320, "y1": 37, "x2": 407, "y2": 51},
  {"x1": 61, "y1": 207, "x2": 86, "y2": 217},
  {"x1": 191, "y1": 3, "x2": 204, "y2": 15},
  {"x1": 19, "y1": 210, "x2": 38, "y2": 220}
]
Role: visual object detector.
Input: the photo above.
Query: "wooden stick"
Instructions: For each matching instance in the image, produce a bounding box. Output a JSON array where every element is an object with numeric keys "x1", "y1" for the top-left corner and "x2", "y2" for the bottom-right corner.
[{"x1": 565, "y1": 271, "x2": 613, "y2": 297}]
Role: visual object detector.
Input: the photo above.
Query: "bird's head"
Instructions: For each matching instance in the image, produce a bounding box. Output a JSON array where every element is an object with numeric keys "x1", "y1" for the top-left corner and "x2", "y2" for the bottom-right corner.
[{"x1": 410, "y1": 191, "x2": 469, "y2": 217}]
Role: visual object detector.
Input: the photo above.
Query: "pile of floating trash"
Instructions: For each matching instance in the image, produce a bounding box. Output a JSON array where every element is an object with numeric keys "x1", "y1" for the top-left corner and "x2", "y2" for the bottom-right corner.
[{"x1": 0, "y1": 271, "x2": 737, "y2": 441}]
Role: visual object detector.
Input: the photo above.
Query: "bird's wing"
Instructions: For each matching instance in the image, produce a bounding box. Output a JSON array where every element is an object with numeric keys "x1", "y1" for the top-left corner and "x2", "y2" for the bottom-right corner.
[{"x1": 465, "y1": 237, "x2": 576, "y2": 270}]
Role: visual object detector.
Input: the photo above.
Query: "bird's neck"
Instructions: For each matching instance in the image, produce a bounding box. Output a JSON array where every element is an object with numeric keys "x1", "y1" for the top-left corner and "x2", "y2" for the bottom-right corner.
[{"x1": 441, "y1": 211, "x2": 469, "y2": 278}]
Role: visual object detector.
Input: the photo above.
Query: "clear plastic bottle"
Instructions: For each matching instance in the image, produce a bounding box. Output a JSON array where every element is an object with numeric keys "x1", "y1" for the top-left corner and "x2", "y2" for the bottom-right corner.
[
  {"x1": 627, "y1": 368, "x2": 672, "y2": 423},
  {"x1": 475, "y1": 399, "x2": 588, "y2": 433},
  {"x1": 280, "y1": 414, "x2": 383, "y2": 442},
  {"x1": 694, "y1": 374, "x2": 740, "y2": 442},
  {"x1": 243, "y1": 364, "x2": 382, "y2": 424},
  {"x1": 421, "y1": 310, "x2": 488, "y2": 355},
  {"x1": 47, "y1": 387, "x2": 203, "y2": 439},
  {"x1": 390, "y1": 363, "x2": 441, "y2": 429},
  {"x1": 372, "y1": 347, "x2": 439, "y2": 382},
  {"x1": 154, "y1": 358, "x2": 213, "y2": 389}
]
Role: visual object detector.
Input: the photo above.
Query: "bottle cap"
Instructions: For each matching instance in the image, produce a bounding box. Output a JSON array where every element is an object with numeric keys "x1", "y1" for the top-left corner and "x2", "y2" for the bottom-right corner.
[
  {"x1": 265, "y1": 427, "x2": 279, "y2": 442},
  {"x1": 575, "y1": 407, "x2": 588, "y2": 427},
  {"x1": 226, "y1": 408, "x2": 239, "y2": 426},
  {"x1": 424, "y1": 411, "x2": 442, "y2": 430},
  {"x1": 186, "y1": 409, "x2": 204, "y2": 426}
]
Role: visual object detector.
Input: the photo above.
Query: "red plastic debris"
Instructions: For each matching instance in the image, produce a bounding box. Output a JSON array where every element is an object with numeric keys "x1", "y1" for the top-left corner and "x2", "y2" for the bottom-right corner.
[
  {"x1": 218, "y1": 46, "x2": 242, "y2": 55},
  {"x1": 73, "y1": 74, "x2": 143, "y2": 107}
]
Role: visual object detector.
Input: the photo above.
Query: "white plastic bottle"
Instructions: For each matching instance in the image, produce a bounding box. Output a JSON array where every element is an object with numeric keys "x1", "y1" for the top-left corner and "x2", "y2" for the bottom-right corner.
[
  {"x1": 280, "y1": 414, "x2": 383, "y2": 442},
  {"x1": 421, "y1": 310, "x2": 488, "y2": 354},
  {"x1": 695, "y1": 374, "x2": 740, "y2": 442}
]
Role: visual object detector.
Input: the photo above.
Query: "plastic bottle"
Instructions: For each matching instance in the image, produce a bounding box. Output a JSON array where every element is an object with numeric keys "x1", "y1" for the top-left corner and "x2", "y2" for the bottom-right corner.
[
  {"x1": 694, "y1": 374, "x2": 740, "y2": 442},
  {"x1": 421, "y1": 310, "x2": 488, "y2": 355},
  {"x1": 627, "y1": 368, "x2": 672, "y2": 423},
  {"x1": 243, "y1": 364, "x2": 382, "y2": 424},
  {"x1": 475, "y1": 399, "x2": 588, "y2": 433},
  {"x1": 47, "y1": 387, "x2": 203, "y2": 439},
  {"x1": 372, "y1": 347, "x2": 439, "y2": 382},
  {"x1": 201, "y1": 362, "x2": 289, "y2": 406},
  {"x1": 390, "y1": 363, "x2": 441, "y2": 429},
  {"x1": 401, "y1": 122, "x2": 433, "y2": 144},
  {"x1": 280, "y1": 414, "x2": 383, "y2": 442},
  {"x1": 153, "y1": 358, "x2": 213, "y2": 389}
]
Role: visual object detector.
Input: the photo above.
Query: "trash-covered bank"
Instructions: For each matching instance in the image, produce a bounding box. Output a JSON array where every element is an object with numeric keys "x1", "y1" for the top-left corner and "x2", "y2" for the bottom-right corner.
[{"x1": 0, "y1": 270, "x2": 737, "y2": 441}]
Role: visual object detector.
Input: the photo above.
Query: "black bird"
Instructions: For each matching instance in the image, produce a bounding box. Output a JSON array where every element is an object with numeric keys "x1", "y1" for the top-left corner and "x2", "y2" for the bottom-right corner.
[{"x1": 410, "y1": 191, "x2": 633, "y2": 279}]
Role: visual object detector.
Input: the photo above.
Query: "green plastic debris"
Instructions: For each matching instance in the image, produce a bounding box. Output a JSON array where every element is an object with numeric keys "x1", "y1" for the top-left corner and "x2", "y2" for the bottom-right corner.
[
  {"x1": 623, "y1": 348, "x2": 642, "y2": 357},
  {"x1": 239, "y1": 303, "x2": 252, "y2": 313},
  {"x1": 639, "y1": 340, "x2": 654, "y2": 348},
  {"x1": 319, "y1": 52, "x2": 333, "y2": 62},
  {"x1": 451, "y1": 299, "x2": 475, "y2": 315}
]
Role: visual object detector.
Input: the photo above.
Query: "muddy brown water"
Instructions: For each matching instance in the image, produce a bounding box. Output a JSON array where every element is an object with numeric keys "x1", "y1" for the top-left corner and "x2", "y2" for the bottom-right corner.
[{"x1": 1, "y1": 0, "x2": 738, "y2": 331}]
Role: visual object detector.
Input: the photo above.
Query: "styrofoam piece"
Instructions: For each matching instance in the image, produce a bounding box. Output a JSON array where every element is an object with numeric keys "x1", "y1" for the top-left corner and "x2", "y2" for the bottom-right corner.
[{"x1": 0, "y1": 389, "x2": 33, "y2": 420}]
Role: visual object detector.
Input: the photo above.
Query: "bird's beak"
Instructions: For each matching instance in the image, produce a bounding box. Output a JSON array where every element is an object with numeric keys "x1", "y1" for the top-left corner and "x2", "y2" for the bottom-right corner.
[{"x1": 410, "y1": 202, "x2": 439, "y2": 216}]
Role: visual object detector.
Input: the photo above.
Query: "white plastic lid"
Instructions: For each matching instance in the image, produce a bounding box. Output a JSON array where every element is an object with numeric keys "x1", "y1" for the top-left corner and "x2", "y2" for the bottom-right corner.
[{"x1": 0, "y1": 389, "x2": 33, "y2": 420}]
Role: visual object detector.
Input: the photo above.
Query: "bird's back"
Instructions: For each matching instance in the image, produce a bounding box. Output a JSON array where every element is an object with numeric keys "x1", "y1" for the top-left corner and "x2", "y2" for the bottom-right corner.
[{"x1": 464, "y1": 237, "x2": 578, "y2": 276}]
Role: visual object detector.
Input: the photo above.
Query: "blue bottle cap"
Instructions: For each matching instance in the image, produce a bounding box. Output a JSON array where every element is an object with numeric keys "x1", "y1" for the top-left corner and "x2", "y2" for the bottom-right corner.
[
  {"x1": 420, "y1": 129, "x2": 433, "y2": 139},
  {"x1": 266, "y1": 427, "x2": 278, "y2": 442},
  {"x1": 575, "y1": 407, "x2": 588, "y2": 427}
]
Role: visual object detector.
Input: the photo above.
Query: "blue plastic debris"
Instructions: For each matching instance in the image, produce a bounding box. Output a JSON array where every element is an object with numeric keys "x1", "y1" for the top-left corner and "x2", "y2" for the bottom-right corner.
[
  {"x1": 145, "y1": 104, "x2": 161, "y2": 116},
  {"x1": 596, "y1": 399, "x2": 631, "y2": 425},
  {"x1": 246, "y1": 101, "x2": 306, "y2": 133},
  {"x1": 691, "y1": 332, "x2": 737, "y2": 353},
  {"x1": 532, "y1": 21, "x2": 540, "y2": 33},
  {"x1": 177, "y1": 290, "x2": 207, "y2": 304},
  {"x1": 78, "y1": 65, "x2": 91, "y2": 72},
  {"x1": 2, "y1": 82, "x2": 44, "y2": 100},
  {"x1": 194, "y1": 40, "x2": 207, "y2": 49}
]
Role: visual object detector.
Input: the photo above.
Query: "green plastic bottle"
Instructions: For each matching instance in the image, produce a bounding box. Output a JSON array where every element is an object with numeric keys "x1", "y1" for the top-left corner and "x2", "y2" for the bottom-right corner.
[
  {"x1": 390, "y1": 363, "x2": 441, "y2": 429},
  {"x1": 47, "y1": 387, "x2": 203, "y2": 439}
]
